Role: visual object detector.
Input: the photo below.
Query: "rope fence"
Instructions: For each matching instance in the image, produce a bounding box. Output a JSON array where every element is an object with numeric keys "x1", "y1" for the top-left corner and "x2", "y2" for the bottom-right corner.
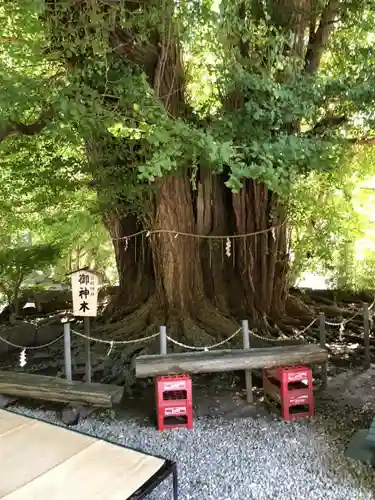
[
  {"x1": 110, "y1": 222, "x2": 286, "y2": 242},
  {"x1": 165, "y1": 328, "x2": 242, "y2": 351},
  {"x1": 70, "y1": 329, "x2": 160, "y2": 345},
  {"x1": 0, "y1": 299, "x2": 373, "y2": 383},
  {"x1": 0, "y1": 333, "x2": 64, "y2": 351},
  {"x1": 324, "y1": 297, "x2": 375, "y2": 327},
  {"x1": 114, "y1": 222, "x2": 287, "y2": 262}
]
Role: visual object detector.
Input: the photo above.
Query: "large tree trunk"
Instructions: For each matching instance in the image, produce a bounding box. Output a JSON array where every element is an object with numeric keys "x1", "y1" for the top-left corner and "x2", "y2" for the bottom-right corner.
[
  {"x1": 231, "y1": 182, "x2": 289, "y2": 317},
  {"x1": 104, "y1": 212, "x2": 154, "y2": 315},
  {"x1": 197, "y1": 171, "x2": 232, "y2": 314},
  {"x1": 151, "y1": 174, "x2": 204, "y2": 314},
  {"x1": 47, "y1": 0, "x2": 343, "y2": 347}
]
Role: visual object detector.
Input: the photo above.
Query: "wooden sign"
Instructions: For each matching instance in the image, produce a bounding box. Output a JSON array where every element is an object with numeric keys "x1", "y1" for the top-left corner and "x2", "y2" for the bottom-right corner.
[{"x1": 71, "y1": 269, "x2": 99, "y2": 317}]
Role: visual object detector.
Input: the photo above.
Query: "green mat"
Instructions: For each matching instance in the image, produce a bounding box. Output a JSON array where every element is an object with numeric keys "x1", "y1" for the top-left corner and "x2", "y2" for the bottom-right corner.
[{"x1": 345, "y1": 429, "x2": 375, "y2": 467}]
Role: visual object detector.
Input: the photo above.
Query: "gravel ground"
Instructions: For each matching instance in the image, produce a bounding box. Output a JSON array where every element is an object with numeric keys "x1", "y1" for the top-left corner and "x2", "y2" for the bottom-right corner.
[{"x1": 8, "y1": 399, "x2": 375, "y2": 500}]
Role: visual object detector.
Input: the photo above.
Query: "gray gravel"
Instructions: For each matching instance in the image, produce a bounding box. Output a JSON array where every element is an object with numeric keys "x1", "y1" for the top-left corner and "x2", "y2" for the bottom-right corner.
[{"x1": 8, "y1": 404, "x2": 375, "y2": 500}]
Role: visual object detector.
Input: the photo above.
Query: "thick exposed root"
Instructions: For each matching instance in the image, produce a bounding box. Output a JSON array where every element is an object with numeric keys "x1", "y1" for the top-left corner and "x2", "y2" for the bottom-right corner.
[
  {"x1": 93, "y1": 297, "x2": 157, "y2": 339},
  {"x1": 178, "y1": 316, "x2": 218, "y2": 350},
  {"x1": 285, "y1": 295, "x2": 315, "y2": 319},
  {"x1": 194, "y1": 300, "x2": 239, "y2": 337}
]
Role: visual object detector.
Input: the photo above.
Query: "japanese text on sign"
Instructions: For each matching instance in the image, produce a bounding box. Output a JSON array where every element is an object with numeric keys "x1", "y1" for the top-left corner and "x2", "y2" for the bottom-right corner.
[{"x1": 71, "y1": 270, "x2": 99, "y2": 317}]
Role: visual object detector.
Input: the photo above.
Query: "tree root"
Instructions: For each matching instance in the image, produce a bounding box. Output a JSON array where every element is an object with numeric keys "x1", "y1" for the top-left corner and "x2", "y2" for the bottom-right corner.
[
  {"x1": 194, "y1": 301, "x2": 239, "y2": 336},
  {"x1": 74, "y1": 288, "x2": 373, "y2": 386},
  {"x1": 93, "y1": 297, "x2": 158, "y2": 339},
  {"x1": 179, "y1": 316, "x2": 218, "y2": 350}
]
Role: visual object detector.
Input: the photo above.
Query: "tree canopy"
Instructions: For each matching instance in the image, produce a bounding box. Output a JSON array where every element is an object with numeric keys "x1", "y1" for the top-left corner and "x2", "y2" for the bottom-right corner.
[{"x1": 1, "y1": 0, "x2": 375, "y2": 334}]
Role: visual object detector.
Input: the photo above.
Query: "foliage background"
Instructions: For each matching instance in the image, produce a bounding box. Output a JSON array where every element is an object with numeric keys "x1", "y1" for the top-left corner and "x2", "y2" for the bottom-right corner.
[{"x1": 1, "y1": 0, "x2": 375, "y2": 305}]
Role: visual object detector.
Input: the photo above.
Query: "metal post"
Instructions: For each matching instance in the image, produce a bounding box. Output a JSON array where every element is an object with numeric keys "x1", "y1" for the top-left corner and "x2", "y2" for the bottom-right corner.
[
  {"x1": 242, "y1": 320, "x2": 253, "y2": 404},
  {"x1": 172, "y1": 463, "x2": 178, "y2": 500},
  {"x1": 63, "y1": 322, "x2": 72, "y2": 382},
  {"x1": 160, "y1": 325, "x2": 167, "y2": 355},
  {"x1": 319, "y1": 312, "x2": 328, "y2": 390},
  {"x1": 84, "y1": 317, "x2": 92, "y2": 383},
  {"x1": 363, "y1": 302, "x2": 370, "y2": 370}
]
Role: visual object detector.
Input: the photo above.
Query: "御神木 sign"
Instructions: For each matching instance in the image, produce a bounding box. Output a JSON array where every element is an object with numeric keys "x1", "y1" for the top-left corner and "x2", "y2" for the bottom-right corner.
[{"x1": 71, "y1": 269, "x2": 99, "y2": 317}]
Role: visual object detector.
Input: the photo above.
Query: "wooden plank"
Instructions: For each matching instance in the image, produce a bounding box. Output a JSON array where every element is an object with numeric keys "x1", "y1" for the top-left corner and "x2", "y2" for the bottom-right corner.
[
  {"x1": 0, "y1": 371, "x2": 123, "y2": 408},
  {"x1": 135, "y1": 344, "x2": 328, "y2": 378}
]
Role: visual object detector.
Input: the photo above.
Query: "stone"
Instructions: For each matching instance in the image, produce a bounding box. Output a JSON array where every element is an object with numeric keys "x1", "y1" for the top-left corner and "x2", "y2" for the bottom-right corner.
[
  {"x1": 61, "y1": 407, "x2": 80, "y2": 426},
  {"x1": 73, "y1": 405, "x2": 95, "y2": 419},
  {"x1": 0, "y1": 394, "x2": 16, "y2": 409}
]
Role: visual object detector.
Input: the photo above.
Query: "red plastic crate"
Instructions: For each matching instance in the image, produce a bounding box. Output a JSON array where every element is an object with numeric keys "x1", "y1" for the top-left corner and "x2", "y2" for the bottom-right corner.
[
  {"x1": 155, "y1": 374, "x2": 193, "y2": 431},
  {"x1": 263, "y1": 366, "x2": 314, "y2": 421}
]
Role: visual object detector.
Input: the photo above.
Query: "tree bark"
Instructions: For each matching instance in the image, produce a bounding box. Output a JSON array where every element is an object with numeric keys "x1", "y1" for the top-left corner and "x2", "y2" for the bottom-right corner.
[
  {"x1": 150, "y1": 174, "x2": 204, "y2": 315},
  {"x1": 231, "y1": 181, "x2": 289, "y2": 317},
  {"x1": 104, "y1": 212, "x2": 154, "y2": 312},
  {"x1": 198, "y1": 171, "x2": 232, "y2": 314},
  {"x1": 304, "y1": 0, "x2": 342, "y2": 74},
  {"x1": 41, "y1": 0, "x2": 343, "y2": 343}
]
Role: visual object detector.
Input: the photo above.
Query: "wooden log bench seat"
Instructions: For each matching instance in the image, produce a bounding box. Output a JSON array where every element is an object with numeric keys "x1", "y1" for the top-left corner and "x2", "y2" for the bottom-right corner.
[
  {"x1": 136, "y1": 344, "x2": 328, "y2": 378},
  {"x1": 0, "y1": 371, "x2": 123, "y2": 408}
]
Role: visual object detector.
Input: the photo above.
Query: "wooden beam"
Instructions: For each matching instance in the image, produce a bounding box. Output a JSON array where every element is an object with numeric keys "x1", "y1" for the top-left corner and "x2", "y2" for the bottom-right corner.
[
  {"x1": 0, "y1": 371, "x2": 123, "y2": 408},
  {"x1": 135, "y1": 344, "x2": 328, "y2": 378}
]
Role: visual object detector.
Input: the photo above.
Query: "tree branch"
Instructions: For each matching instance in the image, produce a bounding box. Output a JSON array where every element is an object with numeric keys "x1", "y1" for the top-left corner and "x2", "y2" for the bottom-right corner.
[
  {"x1": 0, "y1": 109, "x2": 52, "y2": 143},
  {"x1": 302, "y1": 116, "x2": 375, "y2": 145},
  {"x1": 309, "y1": 136, "x2": 375, "y2": 145},
  {"x1": 0, "y1": 36, "x2": 27, "y2": 44},
  {"x1": 302, "y1": 115, "x2": 347, "y2": 137},
  {"x1": 304, "y1": 0, "x2": 342, "y2": 75},
  {"x1": 312, "y1": 114, "x2": 347, "y2": 134},
  {"x1": 351, "y1": 137, "x2": 375, "y2": 145}
]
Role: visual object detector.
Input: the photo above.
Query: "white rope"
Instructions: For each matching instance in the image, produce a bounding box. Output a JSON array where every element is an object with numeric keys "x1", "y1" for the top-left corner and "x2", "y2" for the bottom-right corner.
[
  {"x1": 296, "y1": 317, "x2": 318, "y2": 334},
  {"x1": 248, "y1": 330, "x2": 277, "y2": 342},
  {"x1": 325, "y1": 298, "x2": 375, "y2": 327},
  {"x1": 167, "y1": 318, "x2": 319, "y2": 349},
  {"x1": 166, "y1": 327, "x2": 242, "y2": 351},
  {"x1": 249, "y1": 329, "x2": 296, "y2": 342},
  {"x1": 0, "y1": 333, "x2": 64, "y2": 350},
  {"x1": 325, "y1": 317, "x2": 355, "y2": 327},
  {"x1": 71, "y1": 329, "x2": 159, "y2": 345},
  {"x1": 244, "y1": 317, "x2": 319, "y2": 343}
]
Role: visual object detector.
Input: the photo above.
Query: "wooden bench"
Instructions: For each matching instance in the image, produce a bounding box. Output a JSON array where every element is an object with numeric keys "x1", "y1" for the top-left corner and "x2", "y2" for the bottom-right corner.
[
  {"x1": 136, "y1": 344, "x2": 328, "y2": 378},
  {"x1": 0, "y1": 371, "x2": 123, "y2": 408}
]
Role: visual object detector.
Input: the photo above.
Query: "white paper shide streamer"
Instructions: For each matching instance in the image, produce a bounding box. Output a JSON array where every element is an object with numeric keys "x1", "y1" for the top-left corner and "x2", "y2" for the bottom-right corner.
[{"x1": 20, "y1": 349, "x2": 27, "y2": 367}]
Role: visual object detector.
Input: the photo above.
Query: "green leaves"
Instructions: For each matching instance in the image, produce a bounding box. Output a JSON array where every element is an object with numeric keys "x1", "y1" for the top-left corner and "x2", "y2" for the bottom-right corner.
[
  {"x1": 2, "y1": 0, "x2": 373, "y2": 203},
  {"x1": 0, "y1": 243, "x2": 61, "y2": 303},
  {"x1": 1, "y1": 0, "x2": 375, "y2": 295},
  {"x1": 289, "y1": 144, "x2": 375, "y2": 289}
]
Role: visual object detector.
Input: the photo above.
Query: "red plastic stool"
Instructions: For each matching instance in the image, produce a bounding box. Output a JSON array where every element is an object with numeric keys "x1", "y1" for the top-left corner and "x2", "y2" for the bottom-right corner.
[
  {"x1": 263, "y1": 366, "x2": 314, "y2": 421},
  {"x1": 155, "y1": 374, "x2": 193, "y2": 431}
]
